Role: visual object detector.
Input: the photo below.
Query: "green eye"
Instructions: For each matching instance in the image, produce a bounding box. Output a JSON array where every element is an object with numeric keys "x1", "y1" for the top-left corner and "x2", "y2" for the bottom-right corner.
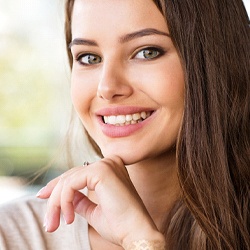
[
  {"x1": 135, "y1": 47, "x2": 163, "y2": 60},
  {"x1": 78, "y1": 54, "x2": 102, "y2": 65}
]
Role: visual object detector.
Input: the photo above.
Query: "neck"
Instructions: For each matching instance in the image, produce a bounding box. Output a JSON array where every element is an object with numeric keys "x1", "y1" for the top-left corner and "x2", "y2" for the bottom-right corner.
[{"x1": 126, "y1": 151, "x2": 180, "y2": 231}]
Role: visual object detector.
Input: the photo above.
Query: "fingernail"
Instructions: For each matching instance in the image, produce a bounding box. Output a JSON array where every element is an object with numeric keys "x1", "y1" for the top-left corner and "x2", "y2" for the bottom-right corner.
[
  {"x1": 63, "y1": 215, "x2": 67, "y2": 225},
  {"x1": 36, "y1": 187, "x2": 45, "y2": 197},
  {"x1": 43, "y1": 215, "x2": 47, "y2": 229}
]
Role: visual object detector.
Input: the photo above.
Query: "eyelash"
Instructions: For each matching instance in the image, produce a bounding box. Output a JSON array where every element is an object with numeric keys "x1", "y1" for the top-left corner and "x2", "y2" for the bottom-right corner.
[
  {"x1": 75, "y1": 46, "x2": 165, "y2": 66},
  {"x1": 132, "y1": 46, "x2": 165, "y2": 60},
  {"x1": 76, "y1": 53, "x2": 102, "y2": 66}
]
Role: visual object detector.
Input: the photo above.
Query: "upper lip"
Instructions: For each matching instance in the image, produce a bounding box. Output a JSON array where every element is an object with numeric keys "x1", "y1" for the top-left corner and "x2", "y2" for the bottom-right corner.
[{"x1": 95, "y1": 106, "x2": 154, "y2": 116}]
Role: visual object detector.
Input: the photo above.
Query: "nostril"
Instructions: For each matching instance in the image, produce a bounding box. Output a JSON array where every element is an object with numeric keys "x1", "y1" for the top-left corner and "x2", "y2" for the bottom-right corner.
[{"x1": 97, "y1": 74, "x2": 133, "y2": 100}]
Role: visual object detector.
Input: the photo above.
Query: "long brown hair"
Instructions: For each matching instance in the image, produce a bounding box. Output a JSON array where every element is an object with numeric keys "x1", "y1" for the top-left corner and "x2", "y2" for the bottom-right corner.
[{"x1": 64, "y1": 0, "x2": 250, "y2": 249}]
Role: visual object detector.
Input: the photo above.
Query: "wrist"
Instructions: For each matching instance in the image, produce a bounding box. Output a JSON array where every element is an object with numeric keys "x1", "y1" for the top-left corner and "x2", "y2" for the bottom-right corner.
[
  {"x1": 122, "y1": 230, "x2": 165, "y2": 250},
  {"x1": 125, "y1": 239, "x2": 166, "y2": 250}
]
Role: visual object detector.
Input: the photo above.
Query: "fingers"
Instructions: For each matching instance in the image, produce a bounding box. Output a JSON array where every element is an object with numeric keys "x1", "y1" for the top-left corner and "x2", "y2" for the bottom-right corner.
[
  {"x1": 44, "y1": 205, "x2": 61, "y2": 232},
  {"x1": 36, "y1": 176, "x2": 61, "y2": 199},
  {"x1": 44, "y1": 166, "x2": 87, "y2": 232},
  {"x1": 73, "y1": 191, "x2": 97, "y2": 224},
  {"x1": 37, "y1": 156, "x2": 133, "y2": 238},
  {"x1": 45, "y1": 190, "x2": 97, "y2": 232},
  {"x1": 44, "y1": 177, "x2": 65, "y2": 232},
  {"x1": 36, "y1": 176, "x2": 63, "y2": 232}
]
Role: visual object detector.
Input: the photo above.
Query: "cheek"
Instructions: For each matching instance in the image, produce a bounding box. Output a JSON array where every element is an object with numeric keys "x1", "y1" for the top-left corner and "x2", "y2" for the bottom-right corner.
[
  {"x1": 152, "y1": 75, "x2": 183, "y2": 105},
  {"x1": 70, "y1": 71, "x2": 96, "y2": 114},
  {"x1": 137, "y1": 61, "x2": 185, "y2": 109},
  {"x1": 71, "y1": 78, "x2": 83, "y2": 113},
  {"x1": 160, "y1": 73, "x2": 184, "y2": 110}
]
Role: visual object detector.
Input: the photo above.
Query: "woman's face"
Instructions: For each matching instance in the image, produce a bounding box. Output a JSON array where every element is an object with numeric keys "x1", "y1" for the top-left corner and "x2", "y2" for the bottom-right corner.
[{"x1": 70, "y1": 0, "x2": 184, "y2": 164}]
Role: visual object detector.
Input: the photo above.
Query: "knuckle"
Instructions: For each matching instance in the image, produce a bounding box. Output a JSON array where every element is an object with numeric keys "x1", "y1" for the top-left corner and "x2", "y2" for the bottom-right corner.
[
  {"x1": 60, "y1": 172, "x2": 67, "y2": 180},
  {"x1": 99, "y1": 160, "x2": 113, "y2": 173},
  {"x1": 59, "y1": 173, "x2": 68, "y2": 185},
  {"x1": 113, "y1": 155, "x2": 124, "y2": 164},
  {"x1": 57, "y1": 174, "x2": 70, "y2": 189},
  {"x1": 59, "y1": 167, "x2": 77, "y2": 183}
]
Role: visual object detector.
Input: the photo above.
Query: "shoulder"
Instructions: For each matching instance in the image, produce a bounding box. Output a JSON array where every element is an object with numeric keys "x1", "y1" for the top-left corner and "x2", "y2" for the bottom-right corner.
[
  {"x1": 0, "y1": 196, "x2": 47, "y2": 249},
  {"x1": 0, "y1": 195, "x2": 43, "y2": 210},
  {"x1": 0, "y1": 195, "x2": 46, "y2": 222},
  {"x1": 0, "y1": 196, "x2": 91, "y2": 250}
]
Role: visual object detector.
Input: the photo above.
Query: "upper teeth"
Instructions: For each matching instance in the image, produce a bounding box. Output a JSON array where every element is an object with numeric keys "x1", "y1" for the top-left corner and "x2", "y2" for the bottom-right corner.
[{"x1": 103, "y1": 111, "x2": 151, "y2": 125}]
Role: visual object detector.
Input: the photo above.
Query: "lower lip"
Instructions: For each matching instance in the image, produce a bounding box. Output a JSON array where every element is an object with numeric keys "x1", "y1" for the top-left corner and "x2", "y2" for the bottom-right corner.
[{"x1": 97, "y1": 113, "x2": 155, "y2": 138}]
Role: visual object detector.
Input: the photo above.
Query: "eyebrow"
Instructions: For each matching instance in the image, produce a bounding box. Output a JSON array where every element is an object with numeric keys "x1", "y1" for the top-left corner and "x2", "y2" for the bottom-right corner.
[
  {"x1": 68, "y1": 39, "x2": 97, "y2": 48},
  {"x1": 69, "y1": 28, "x2": 170, "y2": 48},
  {"x1": 119, "y1": 28, "x2": 170, "y2": 43}
]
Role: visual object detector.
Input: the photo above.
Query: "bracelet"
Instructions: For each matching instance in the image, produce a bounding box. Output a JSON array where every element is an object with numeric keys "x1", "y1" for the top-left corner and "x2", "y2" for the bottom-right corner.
[{"x1": 126, "y1": 239, "x2": 166, "y2": 250}]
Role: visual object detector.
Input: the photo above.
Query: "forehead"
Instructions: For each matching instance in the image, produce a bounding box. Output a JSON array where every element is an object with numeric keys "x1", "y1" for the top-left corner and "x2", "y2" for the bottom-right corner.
[{"x1": 71, "y1": 0, "x2": 168, "y2": 38}]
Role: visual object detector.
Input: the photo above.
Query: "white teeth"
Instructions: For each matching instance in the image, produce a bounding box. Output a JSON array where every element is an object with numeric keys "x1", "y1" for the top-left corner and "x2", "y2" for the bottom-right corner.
[
  {"x1": 125, "y1": 114, "x2": 132, "y2": 122},
  {"x1": 103, "y1": 111, "x2": 151, "y2": 126},
  {"x1": 104, "y1": 116, "x2": 108, "y2": 123},
  {"x1": 116, "y1": 115, "x2": 126, "y2": 124},
  {"x1": 132, "y1": 113, "x2": 140, "y2": 121},
  {"x1": 108, "y1": 116, "x2": 116, "y2": 125},
  {"x1": 141, "y1": 111, "x2": 147, "y2": 119}
]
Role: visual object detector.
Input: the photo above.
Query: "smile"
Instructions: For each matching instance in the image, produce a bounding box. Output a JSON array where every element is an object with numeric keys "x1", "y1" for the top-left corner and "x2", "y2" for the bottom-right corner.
[{"x1": 103, "y1": 111, "x2": 152, "y2": 126}]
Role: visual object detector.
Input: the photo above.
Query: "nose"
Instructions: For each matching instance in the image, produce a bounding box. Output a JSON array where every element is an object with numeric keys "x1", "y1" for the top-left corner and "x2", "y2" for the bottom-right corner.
[{"x1": 97, "y1": 61, "x2": 133, "y2": 101}]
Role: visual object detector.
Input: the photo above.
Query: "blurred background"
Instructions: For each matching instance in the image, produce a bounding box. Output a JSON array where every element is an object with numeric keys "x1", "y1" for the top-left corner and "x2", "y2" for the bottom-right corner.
[
  {"x1": 0, "y1": 0, "x2": 72, "y2": 204},
  {"x1": 0, "y1": 0, "x2": 250, "y2": 204}
]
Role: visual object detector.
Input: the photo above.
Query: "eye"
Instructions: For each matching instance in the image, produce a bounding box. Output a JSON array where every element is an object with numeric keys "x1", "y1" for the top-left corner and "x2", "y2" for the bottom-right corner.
[
  {"x1": 134, "y1": 47, "x2": 164, "y2": 60},
  {"x1": 76, "y1": 54, "x2": 102, "y2": 65}
]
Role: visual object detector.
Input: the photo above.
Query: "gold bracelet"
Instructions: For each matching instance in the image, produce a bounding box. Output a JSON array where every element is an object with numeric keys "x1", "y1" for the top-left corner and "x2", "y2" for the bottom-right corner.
[{"x1": 126, "y1": 239, "x2": 166, "y2": 250}]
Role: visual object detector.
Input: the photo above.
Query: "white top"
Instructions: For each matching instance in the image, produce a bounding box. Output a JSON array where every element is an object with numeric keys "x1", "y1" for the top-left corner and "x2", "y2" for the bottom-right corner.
[{"x1": 0, "y1": 196, "x2": 91, "y2": 250}]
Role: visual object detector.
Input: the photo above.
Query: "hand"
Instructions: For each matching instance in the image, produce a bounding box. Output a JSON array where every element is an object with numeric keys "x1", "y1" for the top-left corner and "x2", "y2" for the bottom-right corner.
[{"x1": 37, "y1": 156, "x2": 165, "y2": 248}]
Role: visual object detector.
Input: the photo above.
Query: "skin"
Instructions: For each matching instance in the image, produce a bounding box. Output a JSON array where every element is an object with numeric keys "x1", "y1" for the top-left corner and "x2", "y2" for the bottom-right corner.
[{"x1": 38, "y1": 0, "x2": 185, "y2": 249}]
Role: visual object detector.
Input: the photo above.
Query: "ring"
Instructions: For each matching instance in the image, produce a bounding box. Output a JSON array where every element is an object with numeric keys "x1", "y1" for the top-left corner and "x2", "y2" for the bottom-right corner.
[{"x1": 83, "y1": 161, "x2": 89, "y2": 166}]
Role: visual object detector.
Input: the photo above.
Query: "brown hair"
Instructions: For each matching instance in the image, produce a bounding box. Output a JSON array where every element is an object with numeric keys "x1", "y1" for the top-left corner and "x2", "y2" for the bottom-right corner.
[{"x1": 64, "y1": 0, "x2": 250, "y2": 249}]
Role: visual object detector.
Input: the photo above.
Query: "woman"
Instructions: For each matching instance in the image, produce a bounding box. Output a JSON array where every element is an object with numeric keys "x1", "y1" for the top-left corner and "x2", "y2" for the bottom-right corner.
[{"x1": 0, "y1": 0, "x2": 249, "y2": 249}]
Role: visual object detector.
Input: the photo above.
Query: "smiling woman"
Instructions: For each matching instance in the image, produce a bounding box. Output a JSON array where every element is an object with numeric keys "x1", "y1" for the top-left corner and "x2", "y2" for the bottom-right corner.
[
  {"x1": 69, "y1": 0, "x2": 184, "y2": 164},
  {"x1": 0, "y1": 0, "x2": 249, "y2": 250}
]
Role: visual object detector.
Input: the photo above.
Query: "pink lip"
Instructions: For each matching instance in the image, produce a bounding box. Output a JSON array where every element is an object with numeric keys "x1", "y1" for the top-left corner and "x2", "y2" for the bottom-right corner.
[{"x1": 95, "y1": 106, "x2": 155, "y2": 138}]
